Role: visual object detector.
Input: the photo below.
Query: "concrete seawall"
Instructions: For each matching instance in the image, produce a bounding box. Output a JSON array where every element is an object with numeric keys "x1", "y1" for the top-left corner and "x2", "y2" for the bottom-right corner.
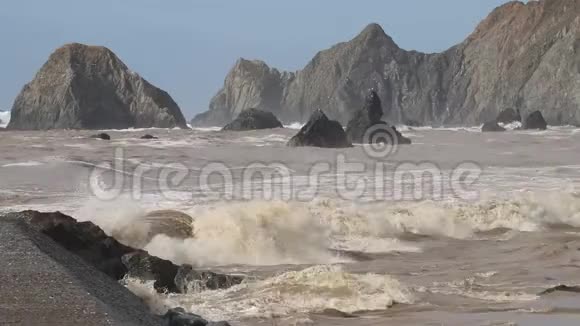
[{"x1": 0, "y1": 215, "x2": 162, "y2": 325}]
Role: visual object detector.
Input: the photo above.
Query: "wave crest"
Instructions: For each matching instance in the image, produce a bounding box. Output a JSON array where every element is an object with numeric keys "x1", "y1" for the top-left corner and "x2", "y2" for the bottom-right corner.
[{"x1": 165, "y1": 265, "x2": 413, "y2": 320}]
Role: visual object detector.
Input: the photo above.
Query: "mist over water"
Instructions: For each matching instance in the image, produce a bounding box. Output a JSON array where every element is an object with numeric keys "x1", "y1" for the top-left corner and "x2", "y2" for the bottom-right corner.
[
  {"x1": 3, "y1": 127, "x2": 580, "y2": 325},
  {"x1": 0, "y1": 110, "x2": 10, "y2": 128}
]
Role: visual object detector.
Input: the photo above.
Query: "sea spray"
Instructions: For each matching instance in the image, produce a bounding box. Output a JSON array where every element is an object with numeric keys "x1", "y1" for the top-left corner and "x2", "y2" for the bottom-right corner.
[
  {"x1": 73, "y1": 191, "x2": 580, "y2": 268},
  {"x1": 74, "y1": 198, "x2": 151, "y2": 248},
  {"x1": 145, "y1": 201, "x2": 340, "y2": 266},
  {"x1": 164, "y1": 265, "x2": 414, "y2": 320},
  {"x1": 0, "y1": 110, "x2": 10, "y2": 128}
]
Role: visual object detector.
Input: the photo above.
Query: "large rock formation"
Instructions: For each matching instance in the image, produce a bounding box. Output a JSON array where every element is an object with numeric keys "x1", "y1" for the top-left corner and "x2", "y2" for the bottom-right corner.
[
  {"x1": 287, "y1": 110, "x2": 351, "y2": 148},
  {"x1": 496, "y1": 108, "x2": 522, "y2": 124},
  {"x1": 13, "y1": 210, "x2": 242, "y2": 294},
  {"x1": 481, "y1": 121, "x2": 506, "y2": 132},
  {"x1": 523, "y1": 110, "x2": 548, "y2": 130},
  {"x1": 222, "y1": 108, "x2": 283, "y2": 131},
  {"x1": 8, "y1": 43, "x2": 187, "y2": 130},
  {"x1": 195, "y1": 0, "x2": 580, "y2": 127},
  {"x1": 192, "y1": 59, "x2": 294, "y2": 127},
  {"x1": 0, "y1": 214, "x2": 164, "y2": 326},
  {"x1": 346, "y1": 90, "x2": 411, "y2": 144}
]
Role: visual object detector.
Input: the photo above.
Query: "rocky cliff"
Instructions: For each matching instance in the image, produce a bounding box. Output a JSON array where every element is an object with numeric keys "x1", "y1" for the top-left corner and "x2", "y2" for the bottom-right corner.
[
  {"x1": 193, "y1": 0, "x2": 580, "y2": 127},
  {"x1": 8, "y1": 43, "x2": 187, "y2": 130}
]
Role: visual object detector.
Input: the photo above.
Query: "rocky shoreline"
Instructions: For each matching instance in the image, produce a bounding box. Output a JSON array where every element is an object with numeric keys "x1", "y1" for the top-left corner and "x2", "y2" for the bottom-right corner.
[{"x1": 0, "y1": 210, "x2": 241, "y2": 326}]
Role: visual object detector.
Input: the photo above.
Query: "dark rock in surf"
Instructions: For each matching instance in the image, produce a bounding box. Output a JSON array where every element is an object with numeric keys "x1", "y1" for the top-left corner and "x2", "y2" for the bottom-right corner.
[
  {"x1": 319, "y1": 309, "x2": 358, "y2": 318},
  {"x1": 21, "y1": 210, "x2": 133, "y2": 279},
  {"x1": 345, "y1": 90, "x2": 411, "y2": 145},
  {"x1": 539, "y1": 285, "x2": 580, "y2": 295},
  {"x1": 162, "y1": 308, "x2": 208, "y2": 326},
  {"x1": 0, "y1": 212, "x2": 165, "y2": 326},
  {"x1": 481, "y1": 120, "x2": 506, "y2": 132},
  {"x1": 17, "y1": 210, "x2": 241, "y2": 295},
  {"x1": 523, "y1": 111, "x2": 548, "y2": 130},
  {"x1": 162, "y1": 308, "x2": 232, "y2": 326},
  {"x1": 496, "y1": 108, "x2": 521, "y2": 124},
  {"x1": 287, "y1": 110, "x2": 352, "y2": 148},
  {"x1": 122, "y1": 251, "x2": 180, "y2": 293},
  {"x1": 91, "y1": 133, "x2": 111, "y2": 140},
  {"x1": 8, "y1": 43, "x2": 187, "y2": 130},
  {"x1": 404, "y1": 119, "x2": 422, "y2": 127},
  {"x1": 174, "y1": 265, "x2": 244, "y2": 294},
  {"x1": 140, "y1": 134, "x2": 158, "y2": 139},
  {"x1": 143, "y1": 210, "x2": 194, "y2": 244},
  {"x1": 222, "y1": 108, "x2": 283, "y2": 131}
]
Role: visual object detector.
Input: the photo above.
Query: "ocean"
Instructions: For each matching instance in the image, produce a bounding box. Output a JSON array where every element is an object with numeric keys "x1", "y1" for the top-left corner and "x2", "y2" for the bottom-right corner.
[{"x1": 2, "y1": 126, "x2": 580, "y2": 325}]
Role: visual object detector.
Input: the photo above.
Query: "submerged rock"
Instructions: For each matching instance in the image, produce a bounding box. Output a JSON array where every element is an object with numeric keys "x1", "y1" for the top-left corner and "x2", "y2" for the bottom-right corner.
[
  {"x1": 481, "y1": 121, "x2": 506, "y2": 132},
  {"x1": 163, "y1": 308, "x2": 207, "y2": 326},
  {"x1": 8, "y1": 43, "x2": 187, "y2": 130},
  {"x1": 222, "y1": 108, "x2": 283, "y2": 131},
  {"x1": 345, "y1": 90, "x2": 411, "y2": 145},
  {"x1": 523, "y1": 111, "x2": 548, "y2": 130},
  {"x1": 122, "y1": 251, "x2": 180, "y2": 293},
  {"x1": 144, "y1": 209, "x2": 194, "y2": 242},
  {"x1": 404, "y1": 119, "x2": 422, "y2": 127},
  {"x1": 287, "y1": 110, "x2": 351, "y2": 148},
  {"x1": 175, "y1": 265, "x2": 244, "y2": 294},
  {"x1": 140, "y1": 134, "x2": 158, "y2": 139},
  {"x1": 162, "y1": 308, "x2": 232, "y2": 326},
  {"x1": 496, "y1": 108, "x2": 521, "y2": 124},
  {"x1": 90, "y1": 133, "x2": 111, "y2": 140},
  {"x1": 539, "y1": 285, "x2": 580, "y2": 295}
]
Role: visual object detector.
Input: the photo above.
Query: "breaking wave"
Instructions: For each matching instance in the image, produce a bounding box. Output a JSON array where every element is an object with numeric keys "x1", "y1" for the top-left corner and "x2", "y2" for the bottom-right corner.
[
  {"x1": 73, "y1": 191, "x2": 580, "y2": 268},
  {"x1": 163, "y1": 265, "x2": 413, "y2": 320}
]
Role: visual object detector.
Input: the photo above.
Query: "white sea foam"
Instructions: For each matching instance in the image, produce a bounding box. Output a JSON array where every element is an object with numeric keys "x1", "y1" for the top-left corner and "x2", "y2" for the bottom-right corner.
[
  {"x1": 397, "y1": 124, "x2": 483, "y2": 133},
  {"x1": 72, "y1": 191, "x2": 580, "y2": 269},
  {"x1": 2, "y1": 161, "x2": 44, "y2": 167},
  {"x1": 236, "y1": 134, "x2": 289, "y2": 146},
  {"x1": 98, "y1": 127, "x2": 182, "y2": 132},
  {"x1": 284, "y1": 122, "x2": 304, "y2": 130},
  {"x1": 499, "y1": 121, "x2": 522, "y2": 130},
  {"x1": 420, "y1": 273, "x2": 539, "y2": 303},
  {"x1": 0, "y1": 110, "x2": 10, "y2": 128},
  {"x1": 191, "y1": 126, "x2": 221, "y2": 132},
  {"x1": 145, "y1": 201, "x2": 342, "y2": 266},
  {"x1": 164, "y1": 265, "x2": 413, "y2": 320}
]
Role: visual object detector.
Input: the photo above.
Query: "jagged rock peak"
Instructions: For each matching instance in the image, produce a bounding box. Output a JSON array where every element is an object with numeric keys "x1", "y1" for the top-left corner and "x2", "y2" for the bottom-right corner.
[
  {"x1": 363, "y1": 89, "x2": 384, "y2": 123},
  {"x1": 8, "y1": 43, "x2": 187, "y2": 130},
  {"x1": 198, "y1": 0, "x2": 580, "y2": 127},
  {"x1": 354, "y1": 23, "x2": 398, "y2": 47}
]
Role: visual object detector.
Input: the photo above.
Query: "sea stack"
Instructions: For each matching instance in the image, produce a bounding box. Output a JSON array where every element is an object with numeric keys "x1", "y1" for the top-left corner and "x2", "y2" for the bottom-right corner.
[
  {"x1": 222, "y1": 108, "x2": 283, "y2": 131},
  {"x1": 8, "y1": 43, "x2": 187, "y2": 130},
  {"x1": 287, "y1": 110, "x2": 351, "y2": 148},
  {"x1": 346, "y1": 90, "x2": 411, "y2": 145},
  {"x1": 523, "y1": 111, "x2": 548, "y2": 130}
]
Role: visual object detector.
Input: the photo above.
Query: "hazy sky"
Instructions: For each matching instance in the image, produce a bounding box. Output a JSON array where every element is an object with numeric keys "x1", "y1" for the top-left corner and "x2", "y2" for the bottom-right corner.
[{"x1": 0, "y1": 0, "x2": 515, "y2": 118}]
